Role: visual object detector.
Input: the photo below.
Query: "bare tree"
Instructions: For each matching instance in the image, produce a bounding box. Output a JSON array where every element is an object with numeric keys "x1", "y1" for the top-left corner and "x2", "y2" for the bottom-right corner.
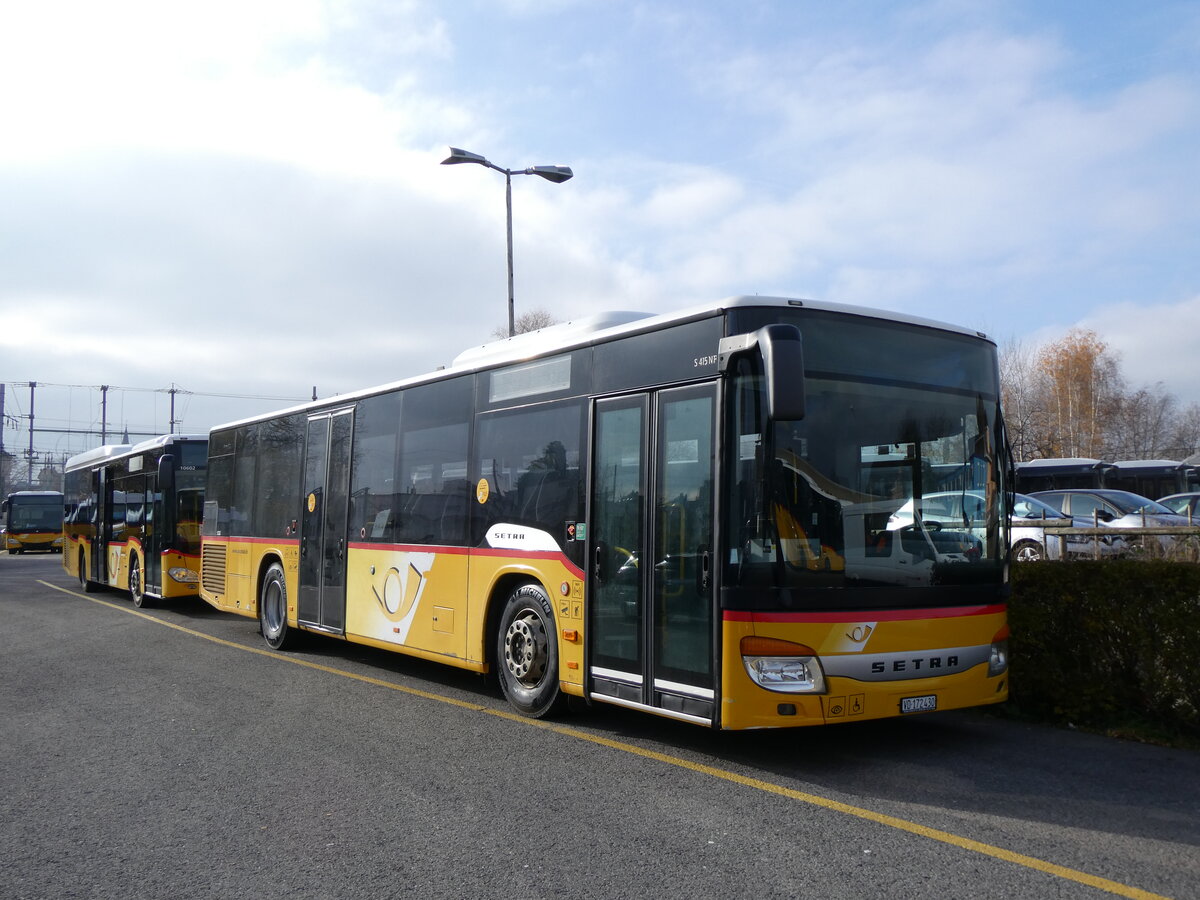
[
  {"x1": 1107, "y1": 383, "x2": 1177, "y2": 459},
  {"x1": 999, "y1": 337, "x2": 1043, "y2": 461},
  {"x1": 490, "y1": 308, "x2": 559, "y2": 339},
  {"x1": 1167, "y1": 402, "x2": 1200, "y2": 460}
]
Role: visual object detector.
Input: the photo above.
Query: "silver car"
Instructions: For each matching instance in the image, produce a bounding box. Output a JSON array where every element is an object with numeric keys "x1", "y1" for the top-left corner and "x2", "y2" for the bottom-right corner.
[
  {"x1": 1030, "y1": 489, "x2": 1191, "y2": 554},
  {"x1": 1158, "y1": 492, "x2": 1200, "y2": 522}
]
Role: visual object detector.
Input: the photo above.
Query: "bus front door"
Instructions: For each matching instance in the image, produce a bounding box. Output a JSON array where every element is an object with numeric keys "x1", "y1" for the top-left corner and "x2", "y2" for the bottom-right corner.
[
  {"x1": 298, "y1": 409, "x2": 353, "y2": 634},
  {"x1": 589, "y1": 384, "x2": 716, "y2": 724},
  {"x1": 144, "y1": 472, "x2": 162, "y2": 595}
]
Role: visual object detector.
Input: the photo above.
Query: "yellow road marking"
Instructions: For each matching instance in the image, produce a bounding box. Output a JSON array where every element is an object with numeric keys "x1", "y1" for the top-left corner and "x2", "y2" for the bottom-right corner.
[{"x1": 42, "y1": 580, "x2": 1171, "y2": 900}]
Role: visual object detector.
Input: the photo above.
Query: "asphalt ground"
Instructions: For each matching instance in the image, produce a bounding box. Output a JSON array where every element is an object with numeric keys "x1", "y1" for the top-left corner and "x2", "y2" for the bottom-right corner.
[{"x1": 2, "y1": 551, "x2": 1198, "y2": 899}]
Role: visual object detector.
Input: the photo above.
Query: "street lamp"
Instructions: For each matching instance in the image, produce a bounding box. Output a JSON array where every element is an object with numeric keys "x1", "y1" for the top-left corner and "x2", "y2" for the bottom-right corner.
[{"x1": 441, "y1": 146, "x2": 573, "y2": 337}]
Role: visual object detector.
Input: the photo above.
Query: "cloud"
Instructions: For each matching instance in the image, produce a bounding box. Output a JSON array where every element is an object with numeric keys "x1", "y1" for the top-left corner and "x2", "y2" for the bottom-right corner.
[{"x1": 1083, "y1": 295, "x2": 1200, "y2": 406}]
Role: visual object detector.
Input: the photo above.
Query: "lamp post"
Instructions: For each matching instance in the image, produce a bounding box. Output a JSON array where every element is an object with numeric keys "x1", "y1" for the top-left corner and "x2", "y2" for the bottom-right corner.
[{"x1": 441, "y1": 147, "x2": 573, "y2": 337}]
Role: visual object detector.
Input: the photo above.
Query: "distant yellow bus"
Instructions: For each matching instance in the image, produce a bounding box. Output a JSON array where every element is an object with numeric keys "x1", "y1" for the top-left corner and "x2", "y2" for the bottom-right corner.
[
  {"x1": 63, "y1": 434, "x2": 207, "y2": 607},
  {"x1": 3, "y1": 491, "x2": 64, "y2": 554},
  {"x1": 200, "y1": 297, "x2": 1011, "y2": 729}
]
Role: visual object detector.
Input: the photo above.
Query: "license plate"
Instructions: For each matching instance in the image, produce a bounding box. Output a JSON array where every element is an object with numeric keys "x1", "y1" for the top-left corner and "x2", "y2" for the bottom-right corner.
[{"x1": 900, "y1": 694, "x2": 937, "y2": 714}]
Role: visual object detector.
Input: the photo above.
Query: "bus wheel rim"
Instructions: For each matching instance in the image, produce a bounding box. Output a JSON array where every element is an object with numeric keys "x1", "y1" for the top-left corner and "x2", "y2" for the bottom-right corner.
[{"x1": 504, "y1": 612, "x2": 547, "y2": 685}]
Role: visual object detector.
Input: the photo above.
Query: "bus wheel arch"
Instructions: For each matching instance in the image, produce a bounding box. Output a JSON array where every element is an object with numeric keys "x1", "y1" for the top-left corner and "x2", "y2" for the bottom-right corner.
[
  {"x1": 258, "y1": 557, "x2": 295, "y2": 650},
  {"x1": 494, "y1": 579, "x2": 565, "y2": 718}
]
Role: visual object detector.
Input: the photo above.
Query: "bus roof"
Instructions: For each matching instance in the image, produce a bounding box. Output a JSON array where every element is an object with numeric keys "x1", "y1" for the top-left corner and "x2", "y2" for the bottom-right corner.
[
  {"x1": 1016, "y1": 458, "x2": 1105, "y2": 471},
  {"x1": 208, "y1": 295, "x2": 995, "y2": 434},
  {"x1": 64, "y1": 433, "x2": 207, "y2": 473},
  {"x1": 1109, "y1": 459, "x2": 1185, "y2": 470},
  {"x1": 4, "y1": 490, "x2": 63, "y2": 499}
]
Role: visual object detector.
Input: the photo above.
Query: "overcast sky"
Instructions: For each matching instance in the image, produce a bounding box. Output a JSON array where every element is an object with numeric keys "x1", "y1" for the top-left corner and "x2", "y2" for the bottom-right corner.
[{"x1": 3, "y1": 0, "x2": 1199, "y2": 469}]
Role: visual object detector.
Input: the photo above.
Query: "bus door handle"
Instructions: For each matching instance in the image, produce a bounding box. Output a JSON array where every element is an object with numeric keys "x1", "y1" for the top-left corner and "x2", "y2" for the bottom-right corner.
[
  {"x1": 337, "y1": 538, "x2": 345, "y2": 560},
  {"x1": 593, "y1": 541, "x2": 607, "y2": 585},
  {"x1": 698, "y1": 548, "x2": 711, "y2": 594}
]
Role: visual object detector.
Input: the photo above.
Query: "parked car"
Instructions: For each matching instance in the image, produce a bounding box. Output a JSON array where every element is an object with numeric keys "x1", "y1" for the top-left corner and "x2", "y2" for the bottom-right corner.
[
  {"x1": 1010, "y1": 493, "x2": 1115, "y2": 561},
  {"x1": 1030, "y1": 488, "x2": 1191, "y2": 554},
  {"x1": 885, "y1": 490, "x2": 1103, "y2": 562},
  {"x1": 1157, "y1": 492, "x2": 1200, "y2": 522}
]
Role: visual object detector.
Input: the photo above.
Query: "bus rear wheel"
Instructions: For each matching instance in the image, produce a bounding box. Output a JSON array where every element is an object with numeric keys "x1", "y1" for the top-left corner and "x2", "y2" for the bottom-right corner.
[
  {"x1": 259, "y1": 562, "x2": 295, "y2": 650},
  {"x1": 496, "y1": 582, "x2": 565, "y2": 719},
  {"x1": 129, "y1": 554, "x2": 151, "y2": 608},
  {"x1": 79, "y1": 551, "x2": 100, "y2": 593}
]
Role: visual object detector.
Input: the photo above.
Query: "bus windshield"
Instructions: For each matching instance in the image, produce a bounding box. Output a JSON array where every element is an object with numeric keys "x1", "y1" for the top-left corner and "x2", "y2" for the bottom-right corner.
[
  {"x1": 726, "y1": 311, "x2": 1007, "y2": 609},
  {"x1": 6, "y1": 496, "x2": 63, "y2": 532}
]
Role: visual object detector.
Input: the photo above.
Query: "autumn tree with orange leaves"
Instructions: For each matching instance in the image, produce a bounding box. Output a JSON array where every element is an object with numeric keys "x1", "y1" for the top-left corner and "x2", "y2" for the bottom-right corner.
[{"x1": 1034, "y1": 329, "x2": 1122, "y2": 458}]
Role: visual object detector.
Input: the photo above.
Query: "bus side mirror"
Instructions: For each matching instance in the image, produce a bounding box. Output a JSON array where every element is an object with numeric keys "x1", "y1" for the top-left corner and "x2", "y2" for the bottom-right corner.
[
  {"x1": 157, "y1": 454, "x2": 176, "y2": 537},
  {"x1": 719, "y1": 324, "x2": 806, "y2": 421},
  {"x1": 157, "y1": 454, "x2": 175, "y2": 496}
]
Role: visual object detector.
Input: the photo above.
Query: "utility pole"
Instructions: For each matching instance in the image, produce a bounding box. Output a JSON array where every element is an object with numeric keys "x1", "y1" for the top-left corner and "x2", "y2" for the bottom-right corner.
[
  {"x1": 169, "y1": 384, "x2": 178, "y2": 434},
  {"x1": 101, "y1": 385, "x2": 109, "y2": 443},
  {"x1": 0, "y1": 383, "x2": 6, "y2": 497},
  {"x1": 27, "y1": 382, "x2": 36, "y2": 486}
]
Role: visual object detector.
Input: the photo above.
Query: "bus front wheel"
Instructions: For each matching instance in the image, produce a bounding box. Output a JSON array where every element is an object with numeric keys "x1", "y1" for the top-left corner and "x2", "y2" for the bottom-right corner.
[
  {"x1": 495, "y1": 582, "x2": 565, "y2": 719},
  {"x1": 129, "y1": 554, "x2": 151, "y2": 608},
  {"x1": 259, "y1": 562, "x2": 295, "y2": 650}
]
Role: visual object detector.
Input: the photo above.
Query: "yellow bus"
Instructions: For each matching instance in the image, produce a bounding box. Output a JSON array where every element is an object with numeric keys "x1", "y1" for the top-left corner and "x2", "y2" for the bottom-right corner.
[
  {"x1": 63, "y1": 434, "x2": 207, "y2": 607},
  {"x1": 2, "y1": 491, "x2": 64, "y2": 554},
  {"x1": 200, "y1": 297, "x2": 1011, "y2": 729}
]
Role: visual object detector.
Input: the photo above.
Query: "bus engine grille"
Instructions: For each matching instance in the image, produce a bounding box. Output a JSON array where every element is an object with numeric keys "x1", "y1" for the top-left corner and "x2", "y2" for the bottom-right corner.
[{"x1": 201, "y1": 544, "x2": 227, "y2": 595}]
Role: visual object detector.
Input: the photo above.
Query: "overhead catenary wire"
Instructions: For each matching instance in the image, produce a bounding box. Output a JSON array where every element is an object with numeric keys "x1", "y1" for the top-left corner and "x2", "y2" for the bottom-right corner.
[{"x1": 1, "y1": 381, "x2": 311, "y2": 486}]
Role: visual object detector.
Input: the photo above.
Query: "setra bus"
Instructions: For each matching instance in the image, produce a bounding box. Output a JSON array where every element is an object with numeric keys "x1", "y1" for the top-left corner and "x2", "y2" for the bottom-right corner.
[
  {"x1": 3, "y1": 490, "x2": 64, "y2": 554},
  {"x1": 199, "y1": 297, "x2": 1011, "y2": 729},
  {"x1": 63, "y1": 434, "x2": 207, "y2": 606}
]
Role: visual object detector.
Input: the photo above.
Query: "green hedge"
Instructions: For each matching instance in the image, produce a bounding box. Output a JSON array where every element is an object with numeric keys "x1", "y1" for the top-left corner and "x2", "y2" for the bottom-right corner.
[{"x1": 1008, "y1": 561, "x2": 1200, "y2": 742}]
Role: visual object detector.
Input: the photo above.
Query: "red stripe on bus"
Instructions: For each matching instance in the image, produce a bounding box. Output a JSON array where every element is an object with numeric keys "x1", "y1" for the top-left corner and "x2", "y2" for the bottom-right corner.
[
  {"x1": 342, "y1": 541, "x2": 586, "y2": 581},
  {"x1": 470, "y1": 546, "x2": 587, "y2": 581},
  {"x1": 203, "y1": 536, "x2": 301, "y2": 547},
  {"x1": 206, "y1": 534, "x2": 588, "y2": 581},
  {"x1": 723, "y1": 604, "x2": 1006, "y2": 624},
  {"x1": 346, "y1": 542, "x2": 469, "y2": 556}
]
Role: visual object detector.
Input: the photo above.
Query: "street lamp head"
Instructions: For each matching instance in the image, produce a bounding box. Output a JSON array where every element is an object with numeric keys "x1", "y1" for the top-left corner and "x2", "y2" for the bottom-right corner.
[
  {"x1": 441, "y1": 144, "x2": 573, "y2": 338},
  {"x1": 441, "y1": 146, "x2": 491, "y2": 167},
  {"x1": 525, "y1": 165, "x2": 574, "y2": 184}
]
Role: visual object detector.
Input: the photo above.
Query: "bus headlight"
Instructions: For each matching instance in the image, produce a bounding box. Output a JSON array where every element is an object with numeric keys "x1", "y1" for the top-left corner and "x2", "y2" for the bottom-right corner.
[
  {"x1": 168, "y1": 567, "x2": 199, "y2": 584},
  {"x1": 988, "y1": 626, "x2": 1010, "y2": 677},
  {"x1": 741, "y1": 637, "x2": 826, "y2": 693}
]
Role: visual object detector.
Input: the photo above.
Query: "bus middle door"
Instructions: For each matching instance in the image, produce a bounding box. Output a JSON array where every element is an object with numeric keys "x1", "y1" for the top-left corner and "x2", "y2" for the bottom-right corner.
[{"x1": 298, "y1": 409, "x2": 353, "y2": 634}]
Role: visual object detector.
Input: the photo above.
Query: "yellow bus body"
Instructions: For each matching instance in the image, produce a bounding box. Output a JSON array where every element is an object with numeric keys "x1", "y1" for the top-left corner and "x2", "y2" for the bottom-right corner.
[
  {"x1": 63, "y1": 535, "x2": 200, "y2": 599},
  {"x1": 202, "y1": 534, "x2": 1006, "y2": 727},
  {"x1": 201, "y1": 539, "x2": 588, "y2": 693},
  {"x1": 719, "y1": 606, "x2": 1008, "y2": 729},
  {"x1": 6, "y1": 530, "x2": 64, "y2": 553}
]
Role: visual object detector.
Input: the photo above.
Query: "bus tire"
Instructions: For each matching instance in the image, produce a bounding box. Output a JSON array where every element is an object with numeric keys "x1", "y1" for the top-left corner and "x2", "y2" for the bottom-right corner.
[
  {"x1": 495, "y1": 581, "x2": 565, "y2": 719},
  {"x1": 1012, "y1": 540, "x2": 1044, "y2": 563},
  {"x1": 259, "y1": 562, "x2": 295, "y2": 650},
  {"x1": 79, "y1": 551, "x2": 100, "y2": 593},
  {"x1": 129, "y1": 554, "x2": 152, "y2": 608}
]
